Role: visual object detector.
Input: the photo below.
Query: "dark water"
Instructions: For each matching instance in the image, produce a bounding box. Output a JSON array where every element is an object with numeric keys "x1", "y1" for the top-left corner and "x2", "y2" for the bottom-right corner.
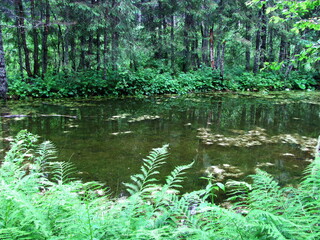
[{"x1": 1, "y1": 92, "x2": 319, "y2": 195}]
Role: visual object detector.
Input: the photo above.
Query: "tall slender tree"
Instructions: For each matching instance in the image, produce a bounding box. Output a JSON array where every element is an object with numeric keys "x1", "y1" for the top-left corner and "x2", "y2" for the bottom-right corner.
[{"x1": 0, "y1": 25, "x2": 8, "y2": 99}]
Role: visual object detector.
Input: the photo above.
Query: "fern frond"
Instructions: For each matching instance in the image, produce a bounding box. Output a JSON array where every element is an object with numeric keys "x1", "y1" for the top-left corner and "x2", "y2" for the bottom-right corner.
[
  {"x1": 35, "y1": 141, "x2": 57, "y2": 166},
  {"x1": 301, "y1": 155, "x2": 320, "y2": 195},
  {"x1": 49, "y1": 161, "x2": 76, "y2": 185},
  {"x1": 247, "y1": 209, "x2": 306, "y2": 240},
  {"x1": 0, "y1": 228, "x2": 32, "y2": 240},
  {"x1": 248, "y1": 169, "x2": 285, "y2": 212},
  {"x1": 124, "y1": 144, "x2": 169, "y2": 195},
  {"x1": 164, "y1": 161, "x2": 194, "y2": 191}
]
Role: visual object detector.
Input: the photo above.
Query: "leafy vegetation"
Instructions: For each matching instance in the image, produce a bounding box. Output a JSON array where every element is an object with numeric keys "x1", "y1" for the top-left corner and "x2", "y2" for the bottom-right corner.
[
  {"x1": 0, "y1": 130, "x2": 320, "y2": 239},
  {"x1": 7, "y1": 68, "x2": 317, "y2": 99}
]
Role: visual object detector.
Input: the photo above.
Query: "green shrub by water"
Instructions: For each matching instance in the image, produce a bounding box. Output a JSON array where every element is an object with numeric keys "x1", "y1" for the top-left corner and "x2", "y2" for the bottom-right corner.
[
  {"x1": 7, "y1": 68, "x2": 317, "y2": 98},
  {"x1": 0, "y1": 131, "x2": 320, "y2": 239}
]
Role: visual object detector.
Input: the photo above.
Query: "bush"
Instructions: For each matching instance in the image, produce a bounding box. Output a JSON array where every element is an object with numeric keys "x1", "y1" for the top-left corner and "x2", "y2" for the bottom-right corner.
[{"x1": 7, "y1": 69, "x2": 318, "y2": 99}]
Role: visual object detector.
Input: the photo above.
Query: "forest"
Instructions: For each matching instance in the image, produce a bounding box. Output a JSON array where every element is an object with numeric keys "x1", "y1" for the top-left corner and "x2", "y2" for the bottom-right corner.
[
  {"x1": 0, "y1": 0, "x2": 319, "y2": 99},
  {"x1": 0, "y1": 1, "x2": 320, "y2": 239}
]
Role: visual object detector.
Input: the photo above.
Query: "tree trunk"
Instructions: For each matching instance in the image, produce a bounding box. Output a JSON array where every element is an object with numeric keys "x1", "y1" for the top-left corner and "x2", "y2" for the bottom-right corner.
[
  {"x1": 111, "y1": 0, "x2": 119, "y2": 71},
  {"x1": 216, "y1": 42, "x2": 221, "y2": 70},
  {"x1": 30, "y1": 0, "x2": 40, "y2": 76},
  {"x1": 286, "y1": 42, "x2": 291, "y2": 60},
  {"x1": 259, "y1": 3, "x2": 267, "y2": 69},
  {"x1": 220, "y1": 41, "x2": 226, "y2": 79},
  {"x1": 285, "y1": 45, "x2": 298, "y2": 77},
  {"x1": 96, "y1": 32, "x2": 100, "y2": 70},
  {"x1": 103, "y1": 29, "x2": 108, "y2": 80},
  {"x1": 103, "y1": 6, "x2": 109, "y2": 79},
  {"x1": 170, "y1": 13, "x2": 175, "y2": 72},
  {"x1": 209, "y1": 27, "x2": 215, "y2": 69},
  {"x1": 57, "y1": 25, "x2": 64, "y2": 72},
  {"x1": 253, "y1": 29, "x2": 261, "y2": 73},
  {"x1": 253, "y1": 9, "x2": 262, "y2": 74},
  {"x1": 16, "y1": 21, "x2": 24, "y2": 78},
  {"x1": 245, "y1": 22, "x2": 251, "y2": 71},
  {"x1": 157, "y1": 0, "x2": 163, "y2": 59},
  {"x1": 42, "y1": 0, "x2": 50, "y2": 76},
  {"x1": 64, "y1": 28, "x2": 70, "y2": 68},
  {"x1": 70, "y1": 33, "x2": 76, "y2": 71},
  {"x1": 201, "y1": 22, "x2": 209, "y2": 66},
  {"x1": 16, "y1": 0, "x2": 32, "y2": 78},
  {"x1": 279, "y1": 35, "x2": 286, "y2": 62},
  {"x1": 111, "y1": 31, "x2": 119, "y2": 71},
  {"x1": 0, "y1": 26, "x2": 8, "y2": 100},
  {"x1": 79, "y1": 35, "x2": 86, "y2": 70},
  {"x1": 191, "y1": 33, "x2": 199, "y2": 69},
  {"x1": 87, "y1": 35, "x2": 93, "y2": 68},
  {"x1": 182, "y1": 12, "x2": 192, "y2": 72},
  {"x1": 268, "y1": 27, "x2": 274, "y2": 62}
]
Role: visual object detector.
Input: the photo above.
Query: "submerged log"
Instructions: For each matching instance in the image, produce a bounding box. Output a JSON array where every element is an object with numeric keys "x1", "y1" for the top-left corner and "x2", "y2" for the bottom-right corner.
[
  {"x1": 1, "y1": 114, "x2": 77, "y2": 119},
  {"x1": 1, "y1": 115, "x2": 29, "y2": 118},
  {"x1": 39, "y1": 114, "x2": 77, "y2": 119}
]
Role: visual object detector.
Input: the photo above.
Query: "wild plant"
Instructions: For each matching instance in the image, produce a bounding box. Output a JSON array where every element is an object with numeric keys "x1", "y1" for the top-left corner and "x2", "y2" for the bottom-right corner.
[{"x1": 0, "y1": 130, "x2": 319, "y2": 239}]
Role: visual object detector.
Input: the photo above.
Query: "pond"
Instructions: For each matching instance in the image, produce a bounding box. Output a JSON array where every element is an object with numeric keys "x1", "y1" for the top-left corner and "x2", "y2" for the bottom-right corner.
[{"x1": 1, "y1": 91, "x2": 320, "y2": 196}]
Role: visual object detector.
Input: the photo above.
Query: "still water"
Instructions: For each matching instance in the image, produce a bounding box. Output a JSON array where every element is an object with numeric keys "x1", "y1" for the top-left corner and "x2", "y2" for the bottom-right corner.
[{"x1": 1, "y1": 92, "x2": 319, "y2": 195}]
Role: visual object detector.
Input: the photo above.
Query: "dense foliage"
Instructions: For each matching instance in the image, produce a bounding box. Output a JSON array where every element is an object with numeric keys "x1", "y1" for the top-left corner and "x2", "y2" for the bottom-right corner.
[
  {"x1": 0, "y1": 0, "x2": 319, "y2": 98},
  {"x1": 7, "y1": 68, "x2": 318, "y2": 98},
  {"x1": 0, "y1": 131, "x2": 319, "y2": 239}
]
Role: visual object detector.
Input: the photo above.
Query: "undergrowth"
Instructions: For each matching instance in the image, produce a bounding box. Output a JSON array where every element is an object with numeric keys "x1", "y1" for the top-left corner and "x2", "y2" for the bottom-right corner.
[
  {"x1": 7, "y1": 68, "x2": 317, "y2": 99},
  {"x1": 0, "y1": 130, "x2": 319, "y2": 239}
]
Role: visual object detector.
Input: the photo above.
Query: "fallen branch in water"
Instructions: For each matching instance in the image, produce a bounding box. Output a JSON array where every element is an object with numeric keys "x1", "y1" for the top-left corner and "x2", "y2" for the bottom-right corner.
[{"x1": 1, "y1": 114, "x2": 77, "y2": 119}]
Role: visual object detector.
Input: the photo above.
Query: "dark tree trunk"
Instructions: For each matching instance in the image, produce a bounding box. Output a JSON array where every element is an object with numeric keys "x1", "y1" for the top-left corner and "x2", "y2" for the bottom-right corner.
[
  {"x1": 64, "y1": 31, "x2": 69, "y2": 68},
  {"x1": 96, "y1": 32, "x2": 100, "y2": 70},
  {"x1": 182, "y1": 12, "x2": 192, "y2": 72},
  {"x1": 253, "y1": 29, "x2": 261, "y2": 73},
  {"x1": 0, "y1": 26, "x2": 8, "y2": 100},
  {"x1": 245, "y1": 22, "x2": 251, "y2": 71},
  {"x1": 209, "y1": 27, "x2": 215, "y2": 69},
  {"x1": 259, "y1": 3, "x2": 267, "y2": 69},
  {"x1": 191, "y1": 34, "x2": 199, "y2": 69},
  {"x1": 268, "y1": 27, "x2": 274, "y2": 62},
  {"x1": 216, "y1": 42, "x2": 221, "y2": 70},
  {"x1": 103, "y1": 6, "x2": 109, "y2": 79},
  {"x1": 42, "y1": 0, "x2": 50, "y2": 76},
  {"x1": 220, "y1": 41, "x2": 226, "y2": 79},
  {"x1": 285, "y1": 45, "x2": 298, "y2": 77},
  {"x1": 103, "y1": 29, "x2": 108, "y2": 80},
  {"x1": 201, "y1": 22, "x2": 209, "y2": 66},
  {"x1": 16, "y1": 21, "x2": 24, "y2": 78},
  {"x1": 30, "y1": 0, "x2": 40, "y2": 76},
  {"x1": 162, "y1": 6, "x2": 167, "y2": 61},
  {"x1": 57, "y1": 25, "x2": 64, "y2": 71},
  {"x1": 70, "y1": 32, "x2": 76, "y2": 71},
  {"x1": 87, "y1": 35, "x2": 93, "y2": 68},
  {"x1": 16, "y1": 0, "x2": 32, "y2": 78},
  {"x1": 79, "y1": 35, "x2": 86, "y2": 70},
  {"x1": 111, "y1": 0, "x2": 119, "y2": 71},
  {"x1": 111, "y1": 31, "x2": 119, "y2": 71},
  {"x1": 253, "y1": 9, "x2": 262, "y2": 74},
  {"x1": 279, "y1": 35, "x2": 286, "y2": 62},
  {"x1": 286, "y1": 42, "x2": 291, "y2": 60},
  {"x1": 157, "y1": 0, "x2": 163, "y2": 59},
  {"x1": 170, "y1": 13, "x2": 175, "y2": 72}
]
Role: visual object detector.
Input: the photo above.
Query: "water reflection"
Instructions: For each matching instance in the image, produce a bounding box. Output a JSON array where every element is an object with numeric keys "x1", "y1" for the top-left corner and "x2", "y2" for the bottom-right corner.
[{"x1": 0, "y1": 93, "x2": 319, "y2": 194}]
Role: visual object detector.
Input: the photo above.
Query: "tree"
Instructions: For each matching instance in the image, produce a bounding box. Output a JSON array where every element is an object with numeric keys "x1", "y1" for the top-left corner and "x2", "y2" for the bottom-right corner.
[{"x1": 0, "y1": 25, "x2": 8, "y2": 99}]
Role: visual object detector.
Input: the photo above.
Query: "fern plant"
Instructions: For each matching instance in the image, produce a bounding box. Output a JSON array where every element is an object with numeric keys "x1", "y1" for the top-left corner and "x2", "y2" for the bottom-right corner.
[
  {"x1": 1, "y1": 130, "x2": 320, "y2": 240},
  {"x1": 123, "y1": 144, "x2": 169, "y2": 196}
]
